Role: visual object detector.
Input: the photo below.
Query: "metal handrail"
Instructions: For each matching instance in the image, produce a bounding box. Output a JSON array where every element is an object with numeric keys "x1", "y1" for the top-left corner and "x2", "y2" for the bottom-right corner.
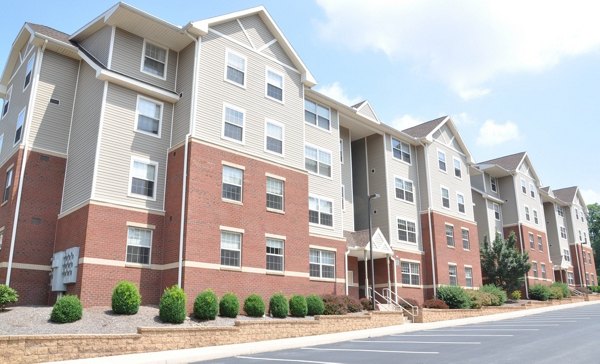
[{"x1": 383, "y1": 288, "x2": 419, "y2": 318}]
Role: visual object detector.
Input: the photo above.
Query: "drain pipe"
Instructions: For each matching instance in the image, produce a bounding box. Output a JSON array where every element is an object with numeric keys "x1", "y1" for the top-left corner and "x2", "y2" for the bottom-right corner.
[
  {"x1": 390, "y1": 255, "x2": 398, "y2": 302},
  {"x1": 420, "y1": 141, "x2": 437, "y2": 298},
  {"x1": 345, "y1": 249, "x2": 349, "y2": 295},
  {"x1": 512, "y1": 174, "x2": 528, "y2": 298}
]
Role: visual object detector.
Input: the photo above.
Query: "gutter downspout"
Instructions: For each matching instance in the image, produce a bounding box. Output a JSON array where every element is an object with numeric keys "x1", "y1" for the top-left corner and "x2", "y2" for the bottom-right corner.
[
  {"x1": 6, "y1": 41, "x2": 46, "y2": 286},
  {"x1": 574, "y1": 244, "x2": 583, "y2": 287},
  {"x1": 581, "y1": 244, "x2": 588, "y2": 286},
  {"x1": 421, "y1": 141, "x2": 437, "y2": 298},
  {"x1": 512, "y1": 173, "x2": 528, "y2": 298},
  {"x1": 345, "y1": 249, "x2": 349, "y2": 296},
  {"x1": 390, "y1": 255, "x2": 398, "y2": 303}
]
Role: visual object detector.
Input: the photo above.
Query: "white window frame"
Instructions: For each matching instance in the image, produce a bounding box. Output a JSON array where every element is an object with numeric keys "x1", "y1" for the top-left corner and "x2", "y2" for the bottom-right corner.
[
  {"x1": 441, "y1": 186, "x2": 450, "y2": 209},
  {"x1": 521, "y1": 178, "x2": 527, "y2": 194},
  {"x1": 224, "y1": 48, "x2": 247, "y2": 88},
  {"x1": 128, "y1": 157, "x2": 159, "y2": 201},
  {"x1": 560, "y1": 226, "x2": 567, "y2": 239},
  {"x1": 524, "y1": 205, "x2": 530, "y2": 221},
  {"x1": 135, "y1": 95, "x2": 163, "y2": 138},
  {"x1": 449, "y1": 264, "x2": 458, "y2": 286},
  {"x1": 264, "y1": 119, "x2": 284, "y2": 156},
  {"x1": 222, "y1": 103, "x2": 246, "y2": 144},
  {"x1": 220, "y1": 230, "x2": 242, "y2": 268},
  {"x1": 465, "y1": 266, "x2": 473, "y2": 288},
  {"x1": 397, "y1": 217, "x2": 417, "y2": 244},
  {"x1": 305, "y1": 144, "x2": 332, "y2": 178},
  {"x1": 266, "y1": 237, "x2": 284, "y2": 272},
  {"x1": 1, "y1": 85, "x2": 12, "y2": 119},
  {"x1": 557, "y1": 205, "x2": 564, "y2": 217},
  {"x1": 453, "y1": 157, "x2": 462, "y2": 179},
  {"x1": 575, "y1": 208, "x2": 579, "y2": 220},
  {"x1": 490, "y1": 176, "x2": 498, "y2": 193},
  {"x1": 401, "y1": 260, "x2": 421, "y2": 286},
  {"x1": 304, "y1": 99, "x2": 331, "y2": 131},
  {"x1": 563, "y1": 249, "x2": 571, "y2": 262},
  {"x1": 532, "y1": 261, "x2": 538, "y2": 278},
  {"x1": 222, "y1": 165, "x2": 244, "y2": 203},
  {"x1": 537, "y1": 235, "x2": 543, "y2": 251},
  {"x1": 529, "y1": 232, "x2": 535, "y2": 249},
  {"x1": 392, "y1": 137, "x2": 411, "y2": 164},
  {"x1": 438, "y1": 149, "x2": 447, "y2": 172},
  {"x1": 394, "y1": 176, "x2": 414, "y2": 204},
  {"x1": 140, "y1": 40, "x2": 168, "y2": 80},
  {"x1": 533, "y1": 209, "x2": 539, "y2": 224},
  {"x1": 457, "y1": 192, "x2": 466, "y2": 214},
  {"x1": 309, "y1": 248, "x2": 335, "y2": 279},
  {"x1": 265, "y1": 67, "x2": 284, "y2": 103},
  {"x1": 567, "y1": 271, "x2": 575, "y2": 285},
  {"x1": 446, "y1": 223, "x2": 455, "y2": 247},
  {"x1": 266, "y1": 176, "x2": 284, "y2": 212},
  {"x1": 23, "y1": 57, "x2": 34, "y2": 90},
  {"x1": 341, "y1": 184, "x2": 345, "y2": 211},
  {"x1": 3, "y1": 166, "x2": 14, "y2": 203},
  {"x1": 125, "y1": 226, "x2": 153, "y2": 265},
  {"x1": 14, "y1": 107, "x2": 26, "y2": 146},
  {"x1": 309, "y1": 195, "x2": 334, "y2": 228},
  {"x1": 0, "y1": 134, "x2": 4, "y2": 155},
  {"x1": 529, "y1": 183, "x2": 536, "y2": 198},
  {"x1": 493, "y1": 203, "x2": 501, "y2": 221},
  {"x1": 462, "y1": 228, "x2": 470, "y2": 250},
  {"x1": 541, "y1": 263, "x2": 547, "y2": 279}
]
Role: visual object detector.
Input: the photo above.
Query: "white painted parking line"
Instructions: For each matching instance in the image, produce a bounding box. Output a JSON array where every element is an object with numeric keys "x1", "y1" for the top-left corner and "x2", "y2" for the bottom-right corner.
[
  {"x1": 236, "y1": 356, "x2": 343, "y2": 364},
  {"x1": 430, "y1": 328, "x2": 539, "y2": 331},
  {"x1": 352, "y1": 340, "x2": 480, "y2": 345},
  {"x1": 393, "y1": 334, "x2": 514, "y2": 337},
  {"x1": 301, "y1": 348, "x2": 439, "y2": 354},
  {"x1": 460, "y1": 324, "x2": 559, "y2": 327},
  {"x1": 517, "y1": 320, "x2": 577, "y2": 323}
]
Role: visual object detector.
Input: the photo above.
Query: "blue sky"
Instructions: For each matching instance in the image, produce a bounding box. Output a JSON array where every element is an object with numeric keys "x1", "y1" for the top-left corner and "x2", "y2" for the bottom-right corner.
[{"x1": 2, "y1": 0, "x2": 599, "y2": 204}]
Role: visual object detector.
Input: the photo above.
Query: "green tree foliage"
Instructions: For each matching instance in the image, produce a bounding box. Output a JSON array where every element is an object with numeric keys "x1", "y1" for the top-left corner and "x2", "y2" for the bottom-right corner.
[
  {"x1": 480, "y1": 232, "x2": 531, "y2": 294},
  {"x1": 588, "y1": 203, "x2": 600, "y2": 273}
]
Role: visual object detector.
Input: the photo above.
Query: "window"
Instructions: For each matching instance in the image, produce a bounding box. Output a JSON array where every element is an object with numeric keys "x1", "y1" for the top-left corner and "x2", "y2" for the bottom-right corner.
[
  {"x1": 441, "y1": 187, "x2": 450, "y2": 208},
  {"x1": 397, "y1": 218, "x2": 417, "y2": 243},
  {"x1": 457, "y1": 193, "x2": 465, "y2": 213},
  {"x1": 563, "y1": 249, "x2": 571, "y2": 262},
  {"x1": 525, "y1": 206, "x2": 530, "y2": 221},
  {"x1": 24, "y1": 57, "x2": 34, "y2": 89},
  {"x1": 521, "y1": 179, "x2": 527, "y2": 194},
  {"x1": 462, "y1": 228, "x2": 470, "y2": 250},
  {"x1": 220, "y1": 231, "x2": 241, "y2": 267},
  {"x1": 560, "y1": 226, "x2": 567, "y2": 239},
  {"x1": 309, "y1": 196, "x2": 333, "y2": 227},
  {"x1": 493, "y1": 203, "x2": 501, "y2": 221},
  {"x1": 438, "y1": 150, "x2": 447, "y2": 171},
  {"x1": 557, "y1": 205, "x2": 564, "y2": 217},
  {"x1": 490, "y1": 176, "x2": 498, "y2": 192},
  {"x1": 529, "y1": 233, "x2": 534, "y2": 249},
  {"x1": 130, "y1": 159, "x2": 157, "y2": 199},
  {"x1": 135, "y1": 97, "x2": 162, "y2": 136},
  {"x1": 265, "y1": 120, "x2": 283, "y2": 154},
  {"x1": 529, "y1": 183, "x2": 535, "y2": 198},
  {"x1": 446, "y1": 224, "x2": 455, "y2": 247},
  {"x1": 1, "y1": 86, "x2": 11, "y2": 118},
  {"x1": 309, "y1": 248, "x2": 335, "y2": 279},
  {"x1": 579, "y1": 230, "x2": 582, "y2": 242},
  {"x1": 533, "y1": 209, "x2": 539, "y2": 224},
  {"x1": 126, "y1": 226, "x2": 152, "y2": 264},
  {"x1": 222, "y1": 165, "x2": 243, "y2": 202},
  {"x1": 541, "y1": 263, "x2": 547, "y2": 279},
  {"x1": 465, "y1": 267, "x2": 473, "y2": 288},
  {"x1": 266, "y1": 68, "x2": 283, "y2": 102},
  {"x1": 142, "y1": 41, "x2": 167, "y2": 78},
  {"x1": 225, "y1": 49, "x2": 246, "y2": 86},
  {"x1": 223, "y1": 105, "x2": 245, "y2": 143},
  {"x1": 14, "y1": 108, "x2": 25, "y2": 145},
  {"x1": 341, "y1": 185, "x2": 345, "y2": 210},
  {"x1": 266, "y1": 237, "x2": 284, "y2": 271},
  {"x1": 339, "y1": 139, "x2": 344, "y2": 163},
  {"x1": 453, "y1": 158, "x2": 462, "y2": 178},
  {"x1": 394, "y1": 177, "x2": 414, "y2": 203},
  {"x1": 401, "y1": 261, "x2": 420, "y2": 285},
  {"x1": 305, "y1": 145, "x2": 331, "y2": 177},
  {"x1": 567, "y1": 272, "x2": 575, "y2": 285},
  {"x1": 3, "y1": 168, "x2": 13, "y2": 203},
  {"x1": 575, "y1": 208, "x2": 579, "y2": 220},
  {"x1": 266, "y1": 177, "x2": 284, "y2": 211},
  {"x1": 392, "y1": 138, "x2": 411, "y2": 163},
  {"x1": 532, "y1": 262, "x2": 538, "y2": 278},
  {"x1": 0, "y1": 134, "x2": 4, "y2": 154},
  {"x1": 449, "y1": 264, "x2": 457, "y2": 286},
  {"x1": 584, "y1": 232, "x2": 588, "y2": 244},
  {"x1": 304, "y1": 99, "x2": 330, "y2": 130},
  {"x1": 537, "y1": 236, "x2": 543, "y2": 251}
]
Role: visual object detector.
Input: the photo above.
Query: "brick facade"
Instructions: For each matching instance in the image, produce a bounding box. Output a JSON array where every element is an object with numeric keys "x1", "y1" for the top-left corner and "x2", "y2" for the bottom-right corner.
[
  {"x1": 571, "y1": 244, "x2": 596, "y2": 286},
  {"x1": 504, "y1": 224, "x2": 554, "y2": 289}
]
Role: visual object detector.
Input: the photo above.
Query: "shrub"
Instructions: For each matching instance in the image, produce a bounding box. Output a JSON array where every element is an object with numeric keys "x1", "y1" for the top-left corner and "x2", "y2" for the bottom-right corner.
[
  {"x1": 321, "y1": 294, "x2": 348, "y2": 315},
  {"x1": 111, "y1": 281, "x2": 141, "y2": 315},
  {"x1": 359, "y1": 297, "x2": 373, "y2": 311},
  {"x1": 343, "y1": 296, "x2": 363, "y2": 313},
  {"x1": 50, "y1": 295, "x2": 82, "y2": 323},
  {"x1": 193, "y1": 289, "x2": 218, "y2": 320},
  {"x1": 0, "y1": 285, "x2": 19, "y2": 311},
  {"x1": 306, "y1": 294, "x2": 325, "y2": 316},
  {"x1": 269, "y1": 293, "x2": 288, "y2": 318},
  {"x1": 289, "y1": 295, "x2": 308, "y2": 317},
  {"x1": 399, "y1": 297, "x2": 420, "y2": 310},
  {"x1": 466, "y1": 290, "x2": 495, "y2": 309},
  {"x1": 436, "y1": 285, "x2": 471, "y2": 309},
  {"x1": 479, "y1": 284, "x2": 507, "y2": 306},
  {"x1": 551, "y1": 282, "x2": 570, "y2": 298},
  {"x1": 549, "y1": 286, "x2": 564, "y2": 300},
  {"x1": 219, "y1": 293, "x2": 239, "y2": 318},
  {"x1": 511, "y1": 290, "x2": 522, "y2": 300},
  {"x1": 529, "y1": 284, "x2": 551, "y2": 301},
  {"x1": 159, "y1": 285, "x2": 187, "y2": 324},
  {"x1": 244, "y1": 294, "x2": 265, "y2": 317},
  {"x1": 423, "y1": 298, "x2": 449, "y2": 309}
]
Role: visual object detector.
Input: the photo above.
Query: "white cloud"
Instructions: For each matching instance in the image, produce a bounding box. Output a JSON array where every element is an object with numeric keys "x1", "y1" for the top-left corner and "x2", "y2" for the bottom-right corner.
[
  {"x1": 315, "y1": 0, "x2": 600, "y2": 99},
  {"x1": 389, "y1": 114, "x2": 424, "y2": 130},
  {"x1": 452, "y1": 112, "x2": 477, "y2": 127},
  {"x1": 315, "y1": 82, "x2": 362, "y2": 106},
  {"x1": 581, "y1": 189, "x2": 600, "y2": 205},
  {"x1": 476, "y1": 120, "x2": 520, "y2": 146}
]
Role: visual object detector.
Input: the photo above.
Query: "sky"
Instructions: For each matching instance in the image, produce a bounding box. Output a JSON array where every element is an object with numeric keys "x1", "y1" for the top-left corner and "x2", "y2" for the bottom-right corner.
[{"x1": 1, "y1": 0, "x2": 599, "y2": 204}]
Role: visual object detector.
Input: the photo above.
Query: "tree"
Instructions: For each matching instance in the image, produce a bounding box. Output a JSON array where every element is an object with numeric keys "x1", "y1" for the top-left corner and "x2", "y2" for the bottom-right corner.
[
  {"x1": 480, "y1": 232, "x2": 531, "y2": 294},
  {"x1": 588, "y1": 203, "x2": 600, "y2": 273}
]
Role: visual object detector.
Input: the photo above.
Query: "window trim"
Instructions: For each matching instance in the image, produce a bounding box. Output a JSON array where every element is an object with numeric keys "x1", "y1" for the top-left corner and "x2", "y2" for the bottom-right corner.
[
  {"x1": 220, "y1": 230, "x2": 242, "y2": 268},
  {"x1": 265, "y1": 67, "x2": 284, "y2": 104},
  {"x1": 264, "y1": 118, "x2": 285, "y2": 156},
  {"x1": 1, "y1": 85, "x2": 12, "y2": 119},
  {"x1": 437, "y1": 149, "x2": 447, "y2": 172},
  {"x1": 2, "y1": 166, "x2": 14, "y2": 204},
  {"x1": 304, "y1": 99, "x2": 331, "y2": 132},
  {"x1": 134, "y1": 95, "x2": 163, "y2": 138},
  {"x1": 537, "y1": 235, "x2": 543, "y2": 251},
  {"x1": 128, "y1": 157, "x2": 159, "y2": 201},
  {"x1": 339, "y1": 139, "x2": 344, "y2": 164},
  {"x1": 400, "y1": 260, "x2": 421, "y2": 287},
  {"x1": 448, "y1": 263, "x2": 458, "y2": 286},
  {"x1": 304, "y1": 143, "x2": 333, "y2": 179},
  {"x1": 560, "y1": 226, "x2": 567, "y2": 239},
  {"x1": 541, "y1": 263, "x2": 547, "y2": 279},
  {"x1": 493, "y1": 202, "x2": 501, "y2": 221},
  {"x1": 13, "y1": 107, "x2": 26, "y2": 146},
  {"x1": 441, "y1": 186, "x2": 450, "y2": 209},
  {"x1": 266, "y1": 176, "x2": 284, "y2": 212},
  {"x1": 533, "y1": 209, "x2": 539, "y2": 224},
  {"x1": 23, "y1": 57, "x2": 34, "y2": 90},
  {"x1": 140, "y1": 39, "x2": 168, "y2": 80},
  {"x1": 309, "y1": 194, "x2": 334, "y2": 228},
  {"x1": 394, "y1": 176, "x2": 415, "y2": 204},
  {"x1": 453, "y1": 157, "x2": 462, "y2": 179},
  {"x1": 397, "y1": 217, "x2": 418, "y2": 244},
  {"x1": 224, "y1": 48, "x2": 247, "y2": 88},
  {"x1": 309, "y1": 248, "x2": 336, "y2": 279},
  {"x1": 490, "y1": 176, "x2": 498, "y2": 193},
  {"x1": 461, "y1": 227, "x2": 470, "y2": 250},
  {"x1": 532, "y1": 261, "x2": 538, "y2": 278},
  {"x1": 528, "y1": 232, "x2": 535, "y2": 249},
  {"x1": 456, "y1": 192, "x2": 466, "y2": 214},
  {"x1": 524, "y1": 205, "x2": 530, "y2": 221},
  {"x1": 529, "y1": 183, "x2": 536, "y2": 198},
  {"x1": 465, "y1": 266, "x2": 473, "y2": 288},
  {"x1": 222, "y1": 164, "x2": 244, "y2": 203},
  {"x1": 266, "y1": 237, "x2": 285, "y2": 272},
  {"x1": 221, "y1": 103, "x2": 246, "y2": 144},
  {"x1": 445, "y1": 223, "x2": 455, "y2": 247},
  {"x1": 125, "y1": 225, "x2": 153, "y2": 266},
  {"x1": 391, "y1": 137, "x2": 411, "y2": 165},
  {"x1": 521, "y1": 178, "x2": 527, "y2": 194}
]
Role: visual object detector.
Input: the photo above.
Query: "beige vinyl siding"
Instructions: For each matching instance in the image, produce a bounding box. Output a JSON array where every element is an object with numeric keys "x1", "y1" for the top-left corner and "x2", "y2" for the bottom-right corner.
[
  {"x1": 351, "y1": 138, "x2": 368, "y2": 231},
  {"x1": 111, "y1": 28, "x2": 177, "y2": 91},
  {"x1": 195, "y1": 30, "x2": 304, "y2": 170},
  {"x1": 211, "y1": 21, "x2": 252, "y2": 48},
  {"x1": 79, "y1": 25, "x2": 112, "y2": 67},
  {"x1": 172, "y1": 43, "x2": 194, "y2": 146},
  {"x1": 28, "y1": 50, "x2": 78, "y2": 155},
  {"x1": 93, "y1": 83, "x2": 170, "y2": 211},
  {"x1": 357, "y1": 104, "x2": 378, "y2": 121},
  {"x1": 571, "y1": 198, "x2": 589, "y2": 244},
  {"x1": 365, "y1": 134, "x2": 389, "y2": 239},
  {"x1": 61, "y1": 63, "x2": 102, "y2": 212},
  {"x1": 514, "y1": 164, "x2": 545, "y2": 231},
  {"x1": 340, "y1": 126, "x2": 354, "y2": 232},
  {"x1": 498, "y1": 176, "x2": 518, "y2": 225},
  {"x1": 239, "y1": 15, "x2": 274, "y2": 50},
  {"x1": 544, "y1": 202, "x2": 567, "y2": 265},
  {"x1": 471, "y1": 193, "x2": 490, "y2": 244},
  {"x1": 415, "y1": 146, "x2": 429, "y2": 208},
  {"x1": 262, "y1": 42, "x2": 294, "y2": 68}
]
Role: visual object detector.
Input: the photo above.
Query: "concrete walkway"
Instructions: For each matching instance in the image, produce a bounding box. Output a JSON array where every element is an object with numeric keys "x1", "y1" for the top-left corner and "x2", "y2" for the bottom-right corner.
[{"x1": 47, "y1": 300, "x2": 600, "y2": 364}]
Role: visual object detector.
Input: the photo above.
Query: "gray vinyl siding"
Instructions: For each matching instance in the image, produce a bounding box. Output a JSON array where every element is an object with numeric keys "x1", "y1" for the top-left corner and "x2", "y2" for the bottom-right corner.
[
  {"x1": 61, "y1": 63, "x2": 102, "y2": 212},
  {"x1": 351, "y1": 138, "x2": 368, "y2": 231},
  {"x1": 472, "y1": 193, "x2": 488, "y2": 243},
  {"x1": 484, "y1": 173, "x2": 501, "y2": 198},
  {"x1": 570, "y1": 197, "x2": 589, "y2": 244},
  {"x1": 211, "y1": 21, "x2": 252, "y2": 48},
  {"x1": 365, "y1": 134, "x2": 389, "y2": 239},
  {"x1": 545, "y1": 202, "x2": 567, "y2": 265},
  {"x1": 262, "y1": 42, "x2": 294, "y2": 68},
  {"x1": 470, "y1": 173, "x2": 485, "y2": 192},
  {"x1": 28, "y1": 50, "x2": 78, "y2": 154},
  {"x1": 111, "y1": 28, "x2": 177, "y2": 91},
  {"x1": 194, "y1": 29, "x2": 304, "y2": 170},
  {"x1": 499, "y1": 176, "x2": 518, "y2": 226},
  {"x1": 172, "y1": 42, "x2": 194, "y2": 146},
  {"x1": 239, "y1": 15, "x2": 274, "y2": 50},
  {"x1": 415, "y1": 146, "x2": 429, "y2": 209},
  {"x1": 79, "y1": 25, "x2": 112, "y2": 67},
  {"x1": 340, "y1": 126, "x2": 354, "y2": 232},
  {"x1": 93, "y1": 83, "x2": 170, "y2": 211},
  {"x1": 357, "y1": 104, "x2": 378, "y2": 121},
  {"x1": 514, "y1": 165, "x2": 546, "y2": 231}
]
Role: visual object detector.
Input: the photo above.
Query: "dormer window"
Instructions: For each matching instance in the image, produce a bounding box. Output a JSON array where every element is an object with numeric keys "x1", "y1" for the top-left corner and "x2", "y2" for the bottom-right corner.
[{"x1": 142, "y1": 41, "x2": 167, "y2": 79}]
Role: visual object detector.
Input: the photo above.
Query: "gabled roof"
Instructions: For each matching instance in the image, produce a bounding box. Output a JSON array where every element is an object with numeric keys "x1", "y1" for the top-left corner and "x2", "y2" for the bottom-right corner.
[
  {"x1": 351, "y1": 100, "x2": 380, "y2": 122},
  {"x1": 478, "y1": 152, "x2": 526, "y2": 171},
  {"x1": 402, "y1": 116, "x2": 447, "y2": 139},
  {"x1": 27, "y1": 23, "x2": 71, "y2": 44},
  {"x1": 553, "y1": 186, "x2": 579, "y2": 205},
  {"x1": 344, "y1": 228, "x2": 393, "y2": 259}
]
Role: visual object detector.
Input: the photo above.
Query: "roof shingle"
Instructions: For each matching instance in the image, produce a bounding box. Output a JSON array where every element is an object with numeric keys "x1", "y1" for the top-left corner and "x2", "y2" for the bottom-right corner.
[
  {"x1": 402, "y1": 116, "x2": 447, "y2": 138},
  {"x1": 477, "y1": 152, "x2": 526, "y2": 171},
  {"x1": 26, "y1": 23, "x2": 72, "y2": 45},
  {"x1": 553, "y1": 186, "x2": 578, "y2": 204}
]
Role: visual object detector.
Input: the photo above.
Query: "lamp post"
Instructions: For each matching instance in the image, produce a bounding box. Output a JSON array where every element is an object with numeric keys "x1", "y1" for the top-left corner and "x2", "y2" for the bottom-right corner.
[{"x1": 368, "y1": 193, "x2": 380, "y2": 311}]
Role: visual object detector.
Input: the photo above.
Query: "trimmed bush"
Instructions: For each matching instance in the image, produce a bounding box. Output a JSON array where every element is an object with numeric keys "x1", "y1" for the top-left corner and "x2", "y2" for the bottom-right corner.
[
  {"x1": 359, "y1": 297, "x2": 372, "y2": 311},
  {"x1": 399, "y1": 297, "x2": 420, "y2": 310},
  {"x1": 289, "y1": 295, "x2": 308, "y2": 317},
  {"x1": 436, "y1": 285, "x2": 471, "y2": 309},
  {"x1": 0, "y1": 284, "x2": 19, "y2": 311},
  {"x1": 194, "y1": 289, "x2": 218, "y2": 320},
  {"x1": 466, "y1": 290, "x2": 495, "y2": 309},
  {"x1": 343, "y1": 296, "x2": 363, "y2": 313},
  {"x1": 219, "y1": 293, "x2": 239, "y2": 318},
  {"x1": 549, "y1": 286, "x2": 564, "y2": 300},
  {"x1": 529, "y1": 284, "x2": 551, "y2": 301},
  {"x1": 244, "y1": 294, "x2": 265, "y2": 317},
  {"x1": 479, "y1": 284, "x2": 507, "y2": 306},
  {"x1": 269, "y1": 293, "x2": 288, "y2": 318},
  {"x1": 306, "y1": 294, "x2": 325, "y2": 316},
  {"x1": 423, "y1": 298, "x2": 449, "y2": 309},
  {"x1": 111, "y1": 281, "x2": 141, "y2": 315},
  {"x1": 551, "y1": 282, "x2": 570, "y2": 298},
  {"x1": 159, "y1": 285, "x2": 187, "y2": 324},
  {"x1": 321, "y1": 294, "x2": 348, "y2": 315},
  {"x1": 510, "y1": 290, "x2": 522, "y2": 300},
  {"x1": 50, "y1": 295, "x2": 82, "y2": 323}
]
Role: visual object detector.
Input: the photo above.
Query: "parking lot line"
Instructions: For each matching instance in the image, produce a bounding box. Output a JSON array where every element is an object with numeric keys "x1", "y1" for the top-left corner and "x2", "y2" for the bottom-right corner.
[
  {"x1": 430, "y1": 328, "x2": 539, "y2": 331},
  {"x1": 392, "y1": 334, "x2": 514, "y2": 337},
  {"x1": 352, "y1": 340, "x2": 480, "y2": 345},
  {"x1": 301, "y1": 348, "x2": 439, "y2": 354},
  {"x1": 459, "y1": 324, "x2": 559, "y2": 327},
  {"x1": 236, "y1": 356, "x2": 343, "y2": 364}
]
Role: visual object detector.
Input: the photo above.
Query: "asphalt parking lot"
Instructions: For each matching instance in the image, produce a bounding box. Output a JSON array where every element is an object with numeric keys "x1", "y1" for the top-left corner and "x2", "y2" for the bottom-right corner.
[{"x1": 203, "y1": 304, "x2": 600, "y2": 364}]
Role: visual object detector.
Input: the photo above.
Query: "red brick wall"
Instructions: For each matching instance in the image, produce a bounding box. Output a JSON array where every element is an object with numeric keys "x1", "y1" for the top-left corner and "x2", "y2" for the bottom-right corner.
[
  {"x1": 571, "y1": 244, "x2": 596, "y2": 286},
  {"x1": 505, "y1": 224, "x2": 553, "y2": 287},
  {"x1": 395, "y1": 250, "x2": 426, "y2": 304},
  {"x1": 0, "y1": 150, "x2": 22, "y2": 283}
]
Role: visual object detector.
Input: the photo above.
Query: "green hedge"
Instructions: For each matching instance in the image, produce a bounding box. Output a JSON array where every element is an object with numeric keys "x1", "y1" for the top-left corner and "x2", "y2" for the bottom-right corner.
[
  {"x1": 479, "y1": 284, "x2": 507, "y2": 306},
  {"x1": 289, "y1": 295, "x2": 308, "y2": 317},
  {"x1": 269, "y1": 293, "x2": 288, "y2": 318},
  {"x1": 550, "y1": 282, "x2": 570, "y2": 298},
  {"x1": 244, "y1": 294, "x2": 265, "y2": 317},
  {"x1": 219, "y1": 293, "x2": 239, "y2": 318},
  {"x1": 306, "y1": 294, "x2": 324, "y2": 316},
  {"x1": 0, "y1": 284, "x2": 18, "y2": 311},
  {"x1": 436, "y1": 285, "x2": 470, "y2": 309},
  {"x1": 194, "y1": 289, "x2": 218, "y2": 320},
  {"x1": 529, "y1": 284, "x2": 551, "y2": 301}
]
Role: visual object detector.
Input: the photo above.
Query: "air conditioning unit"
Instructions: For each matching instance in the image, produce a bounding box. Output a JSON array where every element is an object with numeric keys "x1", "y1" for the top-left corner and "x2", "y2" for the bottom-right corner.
[{"x1": 50, "y1": 247, "x2": 80, "y2": 292}]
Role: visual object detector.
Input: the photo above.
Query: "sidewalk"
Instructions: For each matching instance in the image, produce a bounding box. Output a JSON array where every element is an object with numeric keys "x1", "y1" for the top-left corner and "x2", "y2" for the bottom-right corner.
[{"x1": 47, "y1": 300, "x2": 600, "y2": 364}]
